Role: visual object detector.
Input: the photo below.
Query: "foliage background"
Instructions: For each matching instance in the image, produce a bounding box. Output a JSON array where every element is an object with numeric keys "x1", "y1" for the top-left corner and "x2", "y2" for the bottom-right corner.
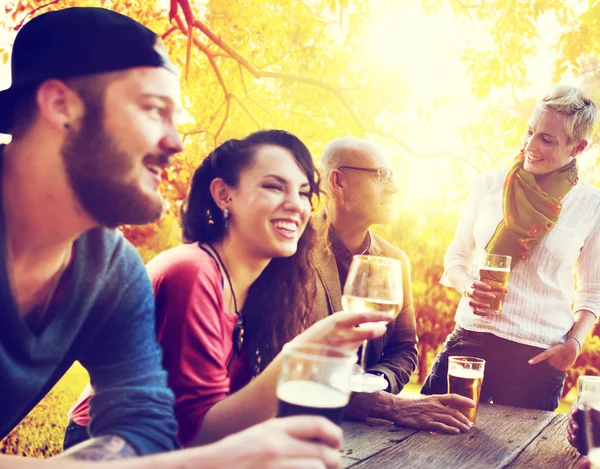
[{"x1": 1, "y1": 0, "x2": 600, "y2": 457}]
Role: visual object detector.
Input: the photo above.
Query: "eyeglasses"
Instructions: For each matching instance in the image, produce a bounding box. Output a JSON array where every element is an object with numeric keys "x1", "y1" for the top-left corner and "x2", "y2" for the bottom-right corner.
[{"x1": 336, "y1": 166, "x2": 393, "y2": 184}]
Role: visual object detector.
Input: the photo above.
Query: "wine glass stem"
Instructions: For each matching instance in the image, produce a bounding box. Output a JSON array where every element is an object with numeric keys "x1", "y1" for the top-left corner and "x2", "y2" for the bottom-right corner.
[{"x1": 360, "y1": 339, "x2": 368, "y2": 371}]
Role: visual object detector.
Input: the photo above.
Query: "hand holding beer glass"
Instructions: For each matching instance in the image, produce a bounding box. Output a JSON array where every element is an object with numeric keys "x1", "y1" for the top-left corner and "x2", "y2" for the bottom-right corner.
[
  {"x1": 341, "y1": 255, "x2": 402, "y2": 393},
  {"x1": 569, "y1": 376, "x2": 600, "y2": 456},
  {"x1": 276, "y1": 343, "x2": 356, "y2": 425},
  {"x1": 584, "y1": 395, "x2": 600, "y2": 468},
  {"x1": 468, "y1": 253, "x2": 511, "y2": 315},
  {"x1": 447, "y1": 356, "x2": 485, "y2": 425}
]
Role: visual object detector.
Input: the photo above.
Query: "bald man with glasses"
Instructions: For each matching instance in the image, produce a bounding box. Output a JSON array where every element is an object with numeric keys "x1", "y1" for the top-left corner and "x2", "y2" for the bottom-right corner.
[{"x1": 313, "y1": 137, "x2": 475, "y2": 434}]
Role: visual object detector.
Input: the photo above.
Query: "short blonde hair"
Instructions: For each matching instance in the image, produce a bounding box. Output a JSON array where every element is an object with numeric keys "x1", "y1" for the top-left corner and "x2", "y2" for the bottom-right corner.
[{"x1": 540, "y1": 85, "x2": 598, "y2": 142}]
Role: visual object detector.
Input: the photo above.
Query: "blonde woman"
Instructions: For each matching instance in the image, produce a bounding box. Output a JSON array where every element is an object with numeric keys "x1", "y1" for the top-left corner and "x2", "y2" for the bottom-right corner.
[{"x1": 422, "y1": 85, "x2": 600, "y2": 411}]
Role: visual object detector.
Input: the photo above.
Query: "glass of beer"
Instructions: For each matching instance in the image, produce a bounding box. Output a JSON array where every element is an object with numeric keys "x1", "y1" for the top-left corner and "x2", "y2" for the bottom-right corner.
[
  {"x1": 447, "y1": 356, "x2": 485, "y2": 425},
  {"x1": 341, "y1": 255, "x2": 402, "y2": 393},
  {"x1": 276, "y1": 343, "x2": 356, "y2": 425},
  {"x1": 573, "y1": 376, "x2": 600, "y2": 455},
  {"x1": 478, "y1": 253, "x2": 511, "y2": 314},
  {"x1": 585, "y1": 397, "x2": 600, "y2": 468}
]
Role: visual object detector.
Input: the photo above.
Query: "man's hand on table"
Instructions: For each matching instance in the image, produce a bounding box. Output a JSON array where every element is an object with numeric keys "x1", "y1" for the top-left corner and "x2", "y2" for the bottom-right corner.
[{"x1": 369, "y1": 391, "x2": 474, "y2": 434}]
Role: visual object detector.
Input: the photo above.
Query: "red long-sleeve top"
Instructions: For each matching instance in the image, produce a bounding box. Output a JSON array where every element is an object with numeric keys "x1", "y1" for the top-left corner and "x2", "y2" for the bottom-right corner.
[{"x1": 68, "y1": 243, "x2": 252, "y2": 446}]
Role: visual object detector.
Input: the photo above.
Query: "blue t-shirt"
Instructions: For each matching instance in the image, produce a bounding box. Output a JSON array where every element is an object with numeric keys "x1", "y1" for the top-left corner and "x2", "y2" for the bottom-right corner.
[{"x1": 0, "y1": 153, "x2": 178, "y2": 455}]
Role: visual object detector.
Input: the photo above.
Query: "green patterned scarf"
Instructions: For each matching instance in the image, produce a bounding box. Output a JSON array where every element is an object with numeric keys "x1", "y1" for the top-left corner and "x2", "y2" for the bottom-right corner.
[{"x1": 485, "y1": 150, "x2": 579, "y2": 265}]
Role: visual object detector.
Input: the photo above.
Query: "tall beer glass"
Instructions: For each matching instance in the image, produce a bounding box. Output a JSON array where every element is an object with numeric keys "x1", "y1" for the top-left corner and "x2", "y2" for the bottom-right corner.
[
  {"x1": 585, "y1": 397, "x2": 600, "y2": 468},
  {"x1": 479, "y1": 253, "x2": 511, "y2": 314},
  {"x1": 276, "y1": 343, "x2": 356, "y2": 425},
  {"x1": 342, "y1": 255, "x2": 402, "y2": 393},
  {"x1": 574, "y1": 376, "x2": 600, "y2": 455},
  {"x1": 447, "y1": 356, "x2": 485, "y2": 425}
]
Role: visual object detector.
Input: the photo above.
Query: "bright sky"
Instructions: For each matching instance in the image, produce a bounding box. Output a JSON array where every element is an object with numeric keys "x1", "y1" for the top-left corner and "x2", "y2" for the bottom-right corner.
[{"x1": 362, "y1": 0, "x2": 589, "y2": 210}]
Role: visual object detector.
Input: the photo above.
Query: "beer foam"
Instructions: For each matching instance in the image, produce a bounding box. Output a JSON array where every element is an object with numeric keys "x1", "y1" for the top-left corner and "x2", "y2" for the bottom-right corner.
[
  {"x1": 480, "y1": 266, "x2": 510, "y2": 273},
  {"x1": 448, "y1": 368, "x2": 484, "y2": 379},
  {"x1": 277, "y1": 381, "x2": 349, "y2": 408}
]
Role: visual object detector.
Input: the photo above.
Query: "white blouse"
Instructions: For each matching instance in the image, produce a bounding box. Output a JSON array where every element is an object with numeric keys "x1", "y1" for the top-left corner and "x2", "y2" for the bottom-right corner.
[{"x1": 442, "y1": 168, "x2": 600, "y2": 348}]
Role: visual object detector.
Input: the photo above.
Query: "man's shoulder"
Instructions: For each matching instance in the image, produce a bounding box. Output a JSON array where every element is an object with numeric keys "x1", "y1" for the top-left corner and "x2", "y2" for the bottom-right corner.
[
  {"x1": 372, "y1": 233, "x2": 409, "y2": 263},
  {"x1": 83, "y1": 226, "x2": 139, "y2": 257},
  {"x1": 78, "y1": 227, "x2": 145, "y2": 281},
  {"x1": 68, "y1": 229, "x2": 151, "y2": 337}
]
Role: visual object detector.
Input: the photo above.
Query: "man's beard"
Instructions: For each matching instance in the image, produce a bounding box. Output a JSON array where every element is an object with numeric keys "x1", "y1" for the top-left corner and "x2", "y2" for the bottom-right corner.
[{"x1": 61, "y1": 107, "x2": 167, "y2": 228}]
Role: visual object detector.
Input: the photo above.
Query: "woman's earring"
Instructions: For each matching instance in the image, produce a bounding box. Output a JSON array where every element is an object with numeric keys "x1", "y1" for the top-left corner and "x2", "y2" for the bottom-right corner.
[{"x1": 223, "y1": 207, "x2": 230, "y2": 230}]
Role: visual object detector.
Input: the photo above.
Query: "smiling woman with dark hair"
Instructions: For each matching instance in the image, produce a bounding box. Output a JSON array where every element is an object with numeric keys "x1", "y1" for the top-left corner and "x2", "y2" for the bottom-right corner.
[
  {"x1": 179, "y1": 130, "x2": 321, "y2": 377},
  {"x1": 65, "y1": 129, "x2": 392, "y2": 449}
]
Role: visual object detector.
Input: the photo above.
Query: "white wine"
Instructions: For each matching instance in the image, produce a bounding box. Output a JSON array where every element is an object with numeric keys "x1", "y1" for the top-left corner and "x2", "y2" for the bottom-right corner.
[{"x1": 341, "y1": 295, "x2": 401, "y2": 329}]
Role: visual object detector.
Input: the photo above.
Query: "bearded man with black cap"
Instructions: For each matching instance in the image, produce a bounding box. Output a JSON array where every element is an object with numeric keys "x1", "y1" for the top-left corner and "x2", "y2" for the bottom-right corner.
[{"x1": 0, "y1": 7, "x2": 344, "y2": 469}]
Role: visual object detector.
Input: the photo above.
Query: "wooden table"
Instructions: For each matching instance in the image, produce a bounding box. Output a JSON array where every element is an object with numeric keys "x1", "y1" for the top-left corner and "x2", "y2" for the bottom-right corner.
[{"x1": 341, "y1": 403, "x2": 581, "y2": 468}]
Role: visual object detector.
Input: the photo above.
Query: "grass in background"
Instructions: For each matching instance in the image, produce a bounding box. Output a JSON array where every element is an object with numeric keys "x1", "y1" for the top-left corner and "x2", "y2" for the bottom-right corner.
[{"x1": 0, "y1": 363, "x2": 89, "y2": 458}]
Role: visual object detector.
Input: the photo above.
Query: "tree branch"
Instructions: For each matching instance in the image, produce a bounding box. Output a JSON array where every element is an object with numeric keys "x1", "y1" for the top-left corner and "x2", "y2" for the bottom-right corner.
[
  {"x1": 172, "y1": 0, "x2": 472, "y2": 164},
  {"x1": 174, "y1": 14, "x2": 230, "y2": 141},
  {"x1": 185, "y1": 25, "x2": 193, "y2": 80},
  {"x1": 237, "y1": 65, "x2": 271, "y2": 116},
  {"x1": 232, "y1": 94, "x2": 261, "y2": 129},
  {"x1": 161, "y1": 25, "x2": 177, "y2": 39},
  {"x1": 181, "y1": 129, "x2": 217, "y2": 147},
  {"x1": 16, "y1": 0, "x2": 60, "y2": 30}
]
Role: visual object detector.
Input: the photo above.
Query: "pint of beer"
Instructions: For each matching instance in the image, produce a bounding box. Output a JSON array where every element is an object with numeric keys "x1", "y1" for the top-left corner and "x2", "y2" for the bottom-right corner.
[
  {"x1": 276, "y1": 343, "x2": 355, "y2": 425},
  {"x1": 585, "y1": 398, "x2": 600, "y2": 469},
  {"x1": 478, "y1": 253, "x2": 511, "y2": 314},
  {"x1": 447, "y1": 356, "x2": 485, "y2": 425},
  {"x1": 573, "y1": 376, "x2": 600, "y2": 455}
]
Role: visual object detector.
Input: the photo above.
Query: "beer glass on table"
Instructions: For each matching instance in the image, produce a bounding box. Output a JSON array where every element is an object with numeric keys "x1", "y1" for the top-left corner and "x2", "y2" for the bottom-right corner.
[
  {"x1": 276, "y1": 343, "x2": 356, "y2": 425},
  {"x1": 478, "y1": 253, "x2": 511, "y2": 314},
  {"x1": 574, "y1": 376, "x2": 600, "y2": 456},
  {"x1": 447, "y1": 356, "x2": 485, "y2": 425},
  {"x1": 341, "y1": 255, "x2": 402, "y2": 393},
  {"x1": 585, "y1": 396, "x2": 600, "y2": 468}
]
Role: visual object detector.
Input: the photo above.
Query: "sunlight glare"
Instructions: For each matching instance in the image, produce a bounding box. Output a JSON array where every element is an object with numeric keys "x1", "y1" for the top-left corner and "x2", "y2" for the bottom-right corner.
[{"x1": 366, "y1": 2, "x2": 464, "y2": 94}]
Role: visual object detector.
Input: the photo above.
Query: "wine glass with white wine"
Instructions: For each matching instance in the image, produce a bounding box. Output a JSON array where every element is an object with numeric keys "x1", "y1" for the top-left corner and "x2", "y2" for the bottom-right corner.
[{"x1": 342, "y1": 255, "x2": 402, "y2": 393}]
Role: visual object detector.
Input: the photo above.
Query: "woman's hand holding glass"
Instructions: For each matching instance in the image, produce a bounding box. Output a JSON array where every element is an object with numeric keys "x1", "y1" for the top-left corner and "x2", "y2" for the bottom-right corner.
[
  {"x1": 292, "y1": 310, "x2": 394, "y2": 351},
  {"x1": 341, "y1": 255, "x2": 403, "y2": 393},
  {"x1": 464, "y1": 280, "x2": 507, "y2": 316}
]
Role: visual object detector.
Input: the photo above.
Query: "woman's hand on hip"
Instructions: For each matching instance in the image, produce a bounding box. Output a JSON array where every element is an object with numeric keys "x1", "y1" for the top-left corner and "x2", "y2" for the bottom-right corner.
[{"x1": 528, "y1": 340, "x2": 579, "y2": 371}]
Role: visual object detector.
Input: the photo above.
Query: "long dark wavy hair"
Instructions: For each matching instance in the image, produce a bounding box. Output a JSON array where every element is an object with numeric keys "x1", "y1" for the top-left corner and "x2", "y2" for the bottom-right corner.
[{"x1": 180, "y1": 130, "x2": 320, "y2": 374}]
